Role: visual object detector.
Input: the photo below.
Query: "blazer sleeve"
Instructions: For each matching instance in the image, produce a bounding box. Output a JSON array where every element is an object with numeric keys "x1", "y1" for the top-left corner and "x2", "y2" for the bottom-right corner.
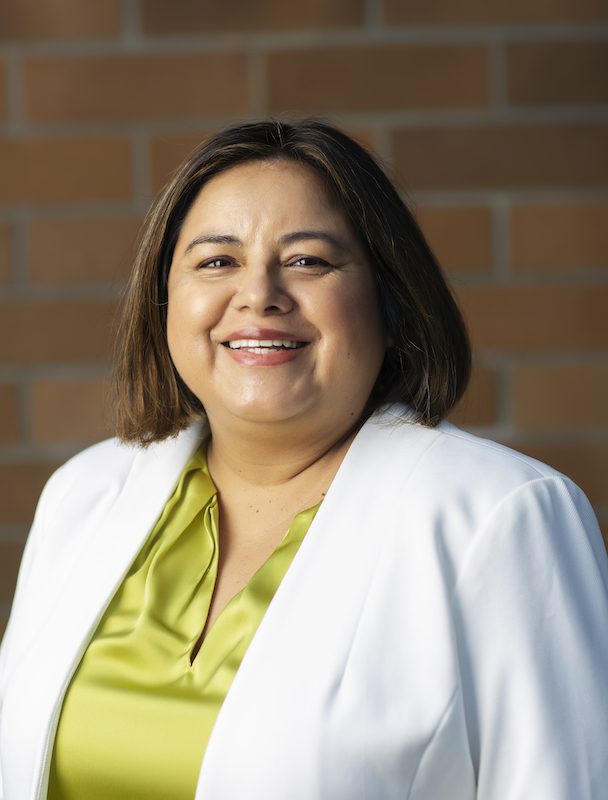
[{"x1": 452, "y1": 475, "x2": 608, "y2": 799}]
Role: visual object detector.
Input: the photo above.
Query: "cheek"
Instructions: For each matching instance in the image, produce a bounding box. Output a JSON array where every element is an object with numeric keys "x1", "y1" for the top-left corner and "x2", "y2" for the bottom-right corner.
[
  {"x1": 166, "y1": 299, "x2": 188, "y2": 357},
  {"x1": 166, "y1": 295, "x2": 208, "y2": 375},
  {"x1": 340, "y1": 284, "x2": 384, "y2": 339},
  {"x1": 166, "y1": 288, "x2": 214, "y2": 347},
  {"x1": 321, "y1": 288, "x2": 386, "y2": 369}
]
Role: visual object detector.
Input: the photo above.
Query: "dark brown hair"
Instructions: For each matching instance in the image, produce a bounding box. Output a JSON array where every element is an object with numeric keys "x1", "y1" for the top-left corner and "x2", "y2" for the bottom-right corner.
[{"x1": 113, "y1": 119, "x2": 470, "y2": 444}]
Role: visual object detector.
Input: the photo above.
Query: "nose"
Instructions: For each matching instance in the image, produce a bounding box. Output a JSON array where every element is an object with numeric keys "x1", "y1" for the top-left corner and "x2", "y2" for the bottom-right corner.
[{"x1": 231, "y1": 263, "x2": 293, "y2": 315}]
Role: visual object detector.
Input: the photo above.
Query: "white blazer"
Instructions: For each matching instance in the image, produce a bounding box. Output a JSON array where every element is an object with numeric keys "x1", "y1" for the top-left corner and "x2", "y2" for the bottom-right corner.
[{"x1": 1, "y1": 407, "x2": 608, "y2": 800}]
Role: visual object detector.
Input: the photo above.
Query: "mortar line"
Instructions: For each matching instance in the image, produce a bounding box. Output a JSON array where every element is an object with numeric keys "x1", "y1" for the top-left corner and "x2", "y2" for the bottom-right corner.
[
  {"x1": 10, "y1": 209, "x2": 30, "y2": 289},
  {"x1": 15, "y1": 375, "x2": 32, "y2": 445},
  {"x1": 0, "y1": 524, "x2": 30, "y2": 543},
  {"x1": 9, "y1": 103, "x2": 608, "y2": 142},
  {"x1": 363, "y1": 0, "x2": 384, "y2": 28},
  {"x1": 130, "y1": 131, "x2": 151, "y2": 203},
  {"x1": 491, "y1": 195, "x2": 511, "y2": 280},
  {"x1": 5, "y1": 50, "x2": 25, "y2": 134},
  {"x1": 1, "y1": 21, "x2": 607, "y2": 58},
  {"x1": 488, "y1": 39, "x2": 508, "y2": 108},
  {"x1": 121, "y1": 0, "x2": 143, "y2": 48},
  {"x1": 246, "y1": 48, "x2": 267, "y2": 116}
]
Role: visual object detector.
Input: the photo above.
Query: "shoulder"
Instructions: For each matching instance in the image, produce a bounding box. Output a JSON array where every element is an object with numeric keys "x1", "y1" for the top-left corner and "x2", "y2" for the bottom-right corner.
[
  {"x1": 41, "y1": 424, "x2": 206, "y2": 503},
  {"x1": 358, "y1": 407, "x2": 601, "y2": 556},
  {"x1": 435, "y1": 419, "x2": 558, "y2": 477},
  {"x1": 363, "y1": 405, "x2": 564, "y2": 493},
  {"x1": 31, "y1": 424, "x2": 207, "y2": 549},
  {"x1": 430, "y1": 419, "x2": 564, "y2": 494},
  {"x1": 50, "y1": 436, "x2": 140, "y2": 484},
  {"x1": 36, "y1": 437, "x2": 147, "y2": 520}
]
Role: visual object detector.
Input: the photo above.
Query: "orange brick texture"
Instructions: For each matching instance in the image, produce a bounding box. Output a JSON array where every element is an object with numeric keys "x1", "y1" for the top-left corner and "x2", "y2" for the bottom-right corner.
[
  {"x1": 26, "y1": 55, "x2": 249, "y2": 121},
  {"x1": 141, "y1": 0, "x2": 364, "y2": 33},
  {"x1": 384, "y1": 0, "x2": 606, "y2": 24},
  {"x1": 0, "y1": 139, "x2": 131, "y2": 203},
  {"x1": 508, "y1": 42, "x2": 608, "y2": 106},
  {"x1": 31, "y1": 378, "x2": 110, "y2": 444},
  {"x1": 0, "y1": 300, "x2": 118, "y2": 363},
  {"x1": 29, "y1": 218, "x2": 142, "y2": 284},
  {"x1": 514, "y1": 365, "x2": 608, "y2": 429},
  {"x1": 267, "y1": 45, "x2": 489, "y2": 112},
  {"x1": 511, "y1": 204, "x2": 608, "y2": 269},
  {"x1": 0, "y1": 0, "x2": 121, "y2": 40},
  {"x1": 394, "y1": 125, "x2": 608, "y2": 189},
  {"x1": 1, "y1": 0, "x2": 607, "y2": 630},
  {"x1": 415, "y1": 208, "x2": 492, "y2": 272}
]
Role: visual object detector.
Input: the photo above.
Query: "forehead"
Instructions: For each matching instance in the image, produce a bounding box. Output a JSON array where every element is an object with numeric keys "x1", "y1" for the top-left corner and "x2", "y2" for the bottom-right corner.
[{"x1": 179, "y1": 160, "x2": 343, "y2": 232}]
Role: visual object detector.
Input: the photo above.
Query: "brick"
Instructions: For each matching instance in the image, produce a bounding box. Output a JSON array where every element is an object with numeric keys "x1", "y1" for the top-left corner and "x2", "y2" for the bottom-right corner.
[
  {"x1": 0, "y1": 0, "x2": 121, "y2": 41},
  {"x1": 448, "y1": 366, "x2": 498, "y2": 426},
  {"x1": 416, "y1": 207, "x2": 491, "y2": 272},
  {"x1": 29, "y1": 218, "x2": 142, "y2": 284},
  {"x1": 393, "y1": 125, "x2": 608, "y2": 189},
  {"x1": 0, "y1": 223, "x2": 11, "y2": 283},
  {"x1": 455, "y1": 285, "x2": 608, "y2": 351},
  {"x1": 512, "y1": 204, "x2": 608, "y2": 270},
  {"x1": 142, "y1": 0, "x2": 363, "y2": 33},
  {"x1": 26, "y1": 54, "x2": 248, "y2": 122},
  {"x1": 508, "y1": 42, "x2": 608, "y2": 106},
  {"x1": 0, "y1": 462, "x2": 59, "y2": 523},
  {"x1": 0, "y1": 139, "x2": 130, "y2": 204},
  {"x1": 0, "y1": 299, "x2": 118, "y2": 364},
  {"x1": 267, "y1": 45, "x2": 488, "y2": 112},
  {"x1": 31, "y1": 378, "x2": 110, "y2": 444},
  {"x1": 345, "y1": 127, "x2": 377, "y2": 154},
  {"x1": 0, "y1": 385, "x2": 19, "y2": 444},
  {"x1": 0, "y1": 59, "x2": 6, "y2": 121},
  {"x1": 0, "y1": 542, "x2": 24, "y2": 602},
  {"x1": 150, "y1": 135, "x2": 208, "y2": 195},
  {"x1": 514, "y1": 364, "x2": 608, "y2": 429},
  {"x1": 385, "y1": 0, "x2": 605, "y2": 24},
  {"x1": 516, "y1": 442, "x2": 608, "y2": 504}
]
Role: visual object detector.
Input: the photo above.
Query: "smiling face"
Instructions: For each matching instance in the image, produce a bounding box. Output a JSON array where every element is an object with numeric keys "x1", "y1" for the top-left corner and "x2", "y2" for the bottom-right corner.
[{"x1": 166, "y1": 159, "x2": 386, "y2": 437}]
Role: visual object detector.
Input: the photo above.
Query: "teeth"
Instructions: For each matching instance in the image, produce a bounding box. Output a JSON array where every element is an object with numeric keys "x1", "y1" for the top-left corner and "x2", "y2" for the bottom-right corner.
[{"x1": 227, "y1": 339, "x2": 302, "y2": 350}]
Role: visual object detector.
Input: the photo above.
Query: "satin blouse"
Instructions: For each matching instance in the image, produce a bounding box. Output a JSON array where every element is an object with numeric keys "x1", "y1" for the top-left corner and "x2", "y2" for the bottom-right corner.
[{"x1": 47, "y1": 446, "x2": 319, "y2": 800}]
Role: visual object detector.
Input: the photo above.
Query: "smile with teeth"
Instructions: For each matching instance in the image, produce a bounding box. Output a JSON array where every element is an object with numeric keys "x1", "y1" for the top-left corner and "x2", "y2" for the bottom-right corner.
[{"x1": 224, "y1": 339, "x2": 307, "y2": 354}]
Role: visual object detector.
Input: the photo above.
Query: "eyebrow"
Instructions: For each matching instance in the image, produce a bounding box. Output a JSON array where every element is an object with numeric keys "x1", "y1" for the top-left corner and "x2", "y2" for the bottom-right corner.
[
  {"x1": 278, "y1": 230, "x2": 348, "y2": 252},
  {"x1": 184, "y1": 234, "x2": 240, "y2": 254},
  {"x1": 183, "y1": 230, "x2": 349, "y2": 255}
]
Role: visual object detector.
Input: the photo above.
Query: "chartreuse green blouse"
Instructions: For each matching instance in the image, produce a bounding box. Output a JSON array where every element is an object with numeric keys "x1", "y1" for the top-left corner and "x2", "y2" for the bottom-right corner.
[{"x1": 47, "y1": 445, "x2": 319, "y2": 800}]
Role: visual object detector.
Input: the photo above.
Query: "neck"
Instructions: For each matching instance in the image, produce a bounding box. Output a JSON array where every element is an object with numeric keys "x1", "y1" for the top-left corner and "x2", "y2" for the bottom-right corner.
[{"x1": 205, "y1": 412, "x2": 365, "y2": 492}]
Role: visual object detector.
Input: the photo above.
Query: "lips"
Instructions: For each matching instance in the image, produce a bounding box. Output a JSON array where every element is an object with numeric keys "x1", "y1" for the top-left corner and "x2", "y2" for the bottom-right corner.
[
  {"x1": 225, "y1": 338, "x2": 307, "y2": 354},
  {"x1": 221, "y1": 330, "x2": 310, "y2": 365}
]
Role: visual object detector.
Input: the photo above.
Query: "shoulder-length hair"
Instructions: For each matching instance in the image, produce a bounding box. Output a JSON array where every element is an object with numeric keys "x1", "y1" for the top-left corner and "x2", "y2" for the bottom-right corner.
[{"x1": 113, "y1": 118, "x2": 471, "y2": 444}]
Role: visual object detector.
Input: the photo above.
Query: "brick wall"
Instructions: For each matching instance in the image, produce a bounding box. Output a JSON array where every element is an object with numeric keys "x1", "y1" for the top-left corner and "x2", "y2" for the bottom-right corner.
[{"x1": 1, "y1": 0, "x2": 607, "y2": 637}]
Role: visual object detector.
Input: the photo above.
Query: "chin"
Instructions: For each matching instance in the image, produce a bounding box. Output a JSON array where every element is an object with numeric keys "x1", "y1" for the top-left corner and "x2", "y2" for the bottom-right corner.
[
  {"x1": 208, "y1": 382, "x2": 316, "y2": 425},
  {"x1": 212, "y1": 392, "x2": 314, "y2": 426},
  {"x1": 229, "y1": 403, "x2": 308, "y2": 425}
]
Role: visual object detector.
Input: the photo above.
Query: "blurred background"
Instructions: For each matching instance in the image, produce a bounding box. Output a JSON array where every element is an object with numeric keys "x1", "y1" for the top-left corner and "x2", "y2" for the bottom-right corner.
[{"x1": 1, "y1": 0, "x2": 607, "y2": 637}]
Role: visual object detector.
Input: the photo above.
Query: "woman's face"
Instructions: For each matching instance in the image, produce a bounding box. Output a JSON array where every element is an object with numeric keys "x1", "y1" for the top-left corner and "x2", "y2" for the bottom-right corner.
[{"x1": 167, "y1": 160, "x2": 386, "y2": 434}]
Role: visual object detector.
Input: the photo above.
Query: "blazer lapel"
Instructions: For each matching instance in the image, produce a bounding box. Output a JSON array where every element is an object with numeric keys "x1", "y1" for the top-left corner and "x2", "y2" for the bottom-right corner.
[
  {"x1": 194, "y1": 408, "x2": 437, "y2": 798},
  {"x1": 2, "y1": 424, "x2": 205, "y2": 800}
]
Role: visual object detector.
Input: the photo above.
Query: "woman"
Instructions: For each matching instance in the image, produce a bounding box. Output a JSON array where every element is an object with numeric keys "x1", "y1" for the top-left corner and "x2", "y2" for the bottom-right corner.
[{"x1": 1, "y1": 120, "x2": 607, "y2": 800}]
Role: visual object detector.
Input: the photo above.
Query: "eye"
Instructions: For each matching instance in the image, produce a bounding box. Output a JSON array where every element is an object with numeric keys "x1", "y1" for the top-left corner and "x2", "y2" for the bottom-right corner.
[
  {"x1": 198, "y1": 256, "x2": 234, "y2": 269},
  {"x1": 291, "y1": 256, "x2": 332, "y2": 269}
]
